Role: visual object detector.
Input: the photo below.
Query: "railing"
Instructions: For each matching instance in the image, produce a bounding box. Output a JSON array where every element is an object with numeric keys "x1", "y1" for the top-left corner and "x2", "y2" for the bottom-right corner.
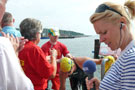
[{"x1": 101, "y1": 56, "x2": 115, "y2": 80}]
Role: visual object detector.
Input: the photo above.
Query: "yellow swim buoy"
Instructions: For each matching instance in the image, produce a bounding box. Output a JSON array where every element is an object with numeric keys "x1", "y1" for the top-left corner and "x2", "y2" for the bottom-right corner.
[{"x1": 104, "y1": 56, "x2": 115, "y2": 74}]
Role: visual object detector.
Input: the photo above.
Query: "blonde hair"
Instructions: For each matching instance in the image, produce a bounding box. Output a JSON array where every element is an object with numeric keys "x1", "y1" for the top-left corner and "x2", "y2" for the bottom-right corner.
[{"x1": 90, "y1": 0, "x2": 135, "y2": 27}]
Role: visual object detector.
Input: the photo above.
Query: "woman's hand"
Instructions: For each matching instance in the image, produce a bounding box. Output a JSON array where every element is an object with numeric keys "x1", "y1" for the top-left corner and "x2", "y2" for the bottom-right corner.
[
  {"x1": 85, "y1": 77, "x2": 100, "y2": 90},
  {"x1": 50, "y1": 48, "x2": 57, "y2": 58},
  {"x1": 66, "y1": 53, "x2": 73, "y2": 59},
  {"x1": 1, "y1": 32, "x2": 28, "y2": 54},
  {"x1": 18, "y1": 37, "x2": 28, "y2": 52}
]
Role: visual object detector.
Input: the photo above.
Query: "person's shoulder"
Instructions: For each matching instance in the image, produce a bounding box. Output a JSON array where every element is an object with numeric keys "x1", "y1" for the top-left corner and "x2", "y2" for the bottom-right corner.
[
  {"x1": 119, "y1": 46, "x2": 135, "y2": 65},
  {"x1": 57, "y1": 41, "x2": 65, "y2": 45},
  {"x1": 57, "y1": 41, "x2": 62, "y2": 44},
  {"x1": 58, "y1": 41, "x2": 68, "y2": 49},
  {"x1": 44, "y1": 41, "x2": 50, "y2": 45},
  {"x1": 0, "y1": 36, "x2": 9, "y2": 43},
  {"x1": 2, "y1": 26, "x2": 21, "y2": 37},
  {"x1": 15, "y1": 30, "x2": 22, "y2": 37},
  {"x1": 2, "y1": 26, "x2": 14, "y2": 31},
  {"x1": 124, "y1": 44, "x2": 135, "y2": 57},
  {"x1": 0, "y1": 33, "x2": 2, "y2": 36},
  {"x1": 0, "y1": 37, "x2": 13, "y2": 50},
  {"x1": 31, "y1": 43, "x2": 41, "y2": 49},
  {"x1": 25, "y1": 42, "x2": 43, "y2": 53},
  {"x1": 0, "y1": 37, "x2": 10, "y2": 43},
  {"x1": 41, "y1": 41, "x2": 50, "y2": 47}
]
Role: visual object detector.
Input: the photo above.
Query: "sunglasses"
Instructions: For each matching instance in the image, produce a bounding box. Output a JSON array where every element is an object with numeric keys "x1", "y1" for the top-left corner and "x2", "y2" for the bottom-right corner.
[{"x1": 95, "y1": 4, "x2": 122, "y2": 16}]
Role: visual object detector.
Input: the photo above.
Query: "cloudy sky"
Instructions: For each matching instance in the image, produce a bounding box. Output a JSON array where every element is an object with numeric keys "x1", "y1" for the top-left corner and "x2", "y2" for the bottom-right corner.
[{"x1": 6, "y1": 0, "x2": 126, "y2": 35}]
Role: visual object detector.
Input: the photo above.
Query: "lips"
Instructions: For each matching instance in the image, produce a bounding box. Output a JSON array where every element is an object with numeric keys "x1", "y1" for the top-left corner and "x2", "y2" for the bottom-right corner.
[
  {"x1": 105, "y1": 42, "x2": 111, "y2": 47},
  {"x1": 108, "y1": 42, "x2": 111, "y2": 46}
]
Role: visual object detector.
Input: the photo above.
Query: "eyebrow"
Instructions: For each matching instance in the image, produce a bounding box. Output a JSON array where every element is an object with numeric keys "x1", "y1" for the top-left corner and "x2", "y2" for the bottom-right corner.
[
  {"x1": 98, "y1": 32, "x2": 102, "y2": 34},
  {"x1": 97, "y1": 30, "x2": 106, "y2": 34}
]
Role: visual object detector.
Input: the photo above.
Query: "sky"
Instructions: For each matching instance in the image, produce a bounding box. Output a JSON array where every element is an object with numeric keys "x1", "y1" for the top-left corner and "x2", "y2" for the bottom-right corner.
[{"x1": 6, "y1": 0, "x2": 126, "y2": 35}]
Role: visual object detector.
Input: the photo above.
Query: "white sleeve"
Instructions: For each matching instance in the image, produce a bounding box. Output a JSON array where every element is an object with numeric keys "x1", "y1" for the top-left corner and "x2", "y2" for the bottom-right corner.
[{"x1": 0, "y1": 37, "x2": 34, "y2": 90}]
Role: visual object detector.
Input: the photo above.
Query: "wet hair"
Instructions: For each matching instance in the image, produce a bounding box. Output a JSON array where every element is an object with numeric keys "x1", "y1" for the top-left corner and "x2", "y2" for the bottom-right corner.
[
  {"x1": 2, "y1": 12, "x2": 13, "y2": 25},
  {"x1": 90, "y1": 0, "x2": 135, "y2": 27},
  {"x1": 19, "y1": 18, "x2": 43, "y2": 41}
]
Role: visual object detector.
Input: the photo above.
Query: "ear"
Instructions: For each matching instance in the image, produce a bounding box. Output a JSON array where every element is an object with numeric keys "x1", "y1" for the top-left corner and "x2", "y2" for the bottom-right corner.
[
  {"x1": 36, "y1": 32, "x2": 38, "y2": 38},
  {"x1": 120, "y1": 17, "x2": 127, "y2": 25},
  {"x1": 13, "y1": 18, "x2": 15, "y2": 23},
  {"x1": 119, "y1": 17, "x2": 127, "y2": 30},
  {"x1": 48, "y1": 33, "x2": 51, "y2": 37}
]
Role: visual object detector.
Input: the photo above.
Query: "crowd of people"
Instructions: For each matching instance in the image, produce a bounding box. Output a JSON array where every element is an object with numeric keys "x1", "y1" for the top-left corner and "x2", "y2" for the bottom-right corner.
[{"x1": 0, "y1": 0, "x2": 135, "y2": 90}]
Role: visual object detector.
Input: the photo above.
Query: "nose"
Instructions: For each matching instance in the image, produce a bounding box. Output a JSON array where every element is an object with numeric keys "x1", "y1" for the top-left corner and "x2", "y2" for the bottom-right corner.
[
  {"x1": 100, "y1": 35, "x2": 106, "y2": 42},
  {"x1": 55, "y1": 36, "x2": 58, "y2": 38}
]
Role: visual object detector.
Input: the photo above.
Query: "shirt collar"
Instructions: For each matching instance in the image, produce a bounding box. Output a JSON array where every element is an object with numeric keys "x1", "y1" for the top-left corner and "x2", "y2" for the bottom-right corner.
[{"x1": 119, "y1": 40, "x2": 135, "y2": 57}]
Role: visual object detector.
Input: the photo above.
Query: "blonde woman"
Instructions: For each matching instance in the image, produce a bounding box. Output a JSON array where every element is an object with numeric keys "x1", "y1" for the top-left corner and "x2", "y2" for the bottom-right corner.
[{"x1": 86, "y1": 0, "x2": 135, "y2": 90}]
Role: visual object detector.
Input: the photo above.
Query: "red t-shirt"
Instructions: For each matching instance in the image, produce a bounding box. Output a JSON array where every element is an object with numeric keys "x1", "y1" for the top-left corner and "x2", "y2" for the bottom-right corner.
[
  {"x1": 41, "y1": 41, "x2": 69, "y2": 75},
  {"x1": 19, "y1": 41, "x2": 54, "y2": 90}
]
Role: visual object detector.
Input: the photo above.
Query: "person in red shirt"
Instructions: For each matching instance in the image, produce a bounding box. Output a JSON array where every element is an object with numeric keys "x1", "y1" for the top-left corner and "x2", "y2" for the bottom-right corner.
[
  {"x1": 41, "y1": 27, "x2": 72, "y2": 90},
  {"x1": 19, "y1": 18, "x2": 57, "y2": 90}
]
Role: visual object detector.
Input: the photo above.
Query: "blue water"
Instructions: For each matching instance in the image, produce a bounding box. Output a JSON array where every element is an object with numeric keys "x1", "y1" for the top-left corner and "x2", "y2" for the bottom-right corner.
[{"x1": 38, "y1": 36, "x2": 101, "y2": 90}]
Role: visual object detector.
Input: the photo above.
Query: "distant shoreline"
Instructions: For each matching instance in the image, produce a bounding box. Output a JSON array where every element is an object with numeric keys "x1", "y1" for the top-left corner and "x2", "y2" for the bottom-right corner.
[{"x1": 41, "y1": 35, "x2": 90, "y2": 39}]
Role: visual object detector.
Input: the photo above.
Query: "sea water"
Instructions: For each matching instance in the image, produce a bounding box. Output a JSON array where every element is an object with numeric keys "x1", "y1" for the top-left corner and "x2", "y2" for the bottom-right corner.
[{"x1": 38, "y1": 35, "x2": 101, "y2": 90}]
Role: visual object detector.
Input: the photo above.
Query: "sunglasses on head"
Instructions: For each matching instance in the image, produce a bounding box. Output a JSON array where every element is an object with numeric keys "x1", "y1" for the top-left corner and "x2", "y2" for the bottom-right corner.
[{"x1": 95, "y1": 4, "x2": 122, "y2": 16}]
